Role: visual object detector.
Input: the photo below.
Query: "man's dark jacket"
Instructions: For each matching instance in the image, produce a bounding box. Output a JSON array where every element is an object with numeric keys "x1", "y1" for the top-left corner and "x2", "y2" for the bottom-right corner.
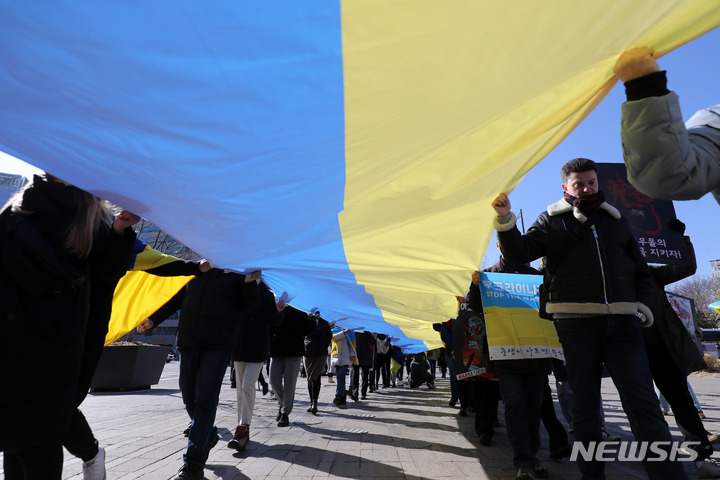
[
  {"x1": 150, "y1": 269, "x2": 256, "y2": 352},
  {"x1": 304, "y1": 315, "x2": 332, "y2": 358},
  {"x1": 270, "y1": 305, "x2": 315, "y2": 358},
  {"x1": 495, "y1": 198, "x2": 654, "y2": 322},
  {"x1": 354, "y1": 331, "x2": 375, "y2": 367},
  {"x1": 233, "y1": 283, "x2": 279, "y2": 363},
  {"x1": 644, "y1": 236, "x2": 706, "y2": 375}
]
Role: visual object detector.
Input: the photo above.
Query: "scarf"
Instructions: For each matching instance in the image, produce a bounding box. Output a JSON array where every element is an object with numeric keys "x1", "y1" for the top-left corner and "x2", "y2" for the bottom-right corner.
[{"x1": 564, "y1": 191, "x2": 605, "y2": 215}]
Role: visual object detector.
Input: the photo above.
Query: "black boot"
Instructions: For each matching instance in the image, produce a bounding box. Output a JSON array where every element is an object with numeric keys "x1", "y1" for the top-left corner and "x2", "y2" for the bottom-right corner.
[
  {"x1": 307, "y1": 382, "x2": 314, "y2": 412},
  {"x1": 228, "y1": 425, "x2": 249, "y2": 452},
  {"x1": 258, "y1": 372, "x2": 269, "y2": 395}
]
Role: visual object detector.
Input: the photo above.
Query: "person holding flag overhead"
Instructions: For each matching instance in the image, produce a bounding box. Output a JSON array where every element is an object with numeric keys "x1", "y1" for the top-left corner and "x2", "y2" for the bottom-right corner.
[
  {"x1": 614, "y1": 47, "x2": 720, "y2": 205},
  {"x1": 228, "y1": 277, "x2": 283, "y2": 454},
  {"x1": 269, "y1": 303, "x2": 315, "y2": 426},
  {"x1": 643, "y1": 221, "x2": 720, "y2": 477},
  {"x1": 303, "y1": 310, "x2": 333, "y2": 415},
  {"x1": 350, "y1": 331, "x2": 375, "y2": 400},
  {"x1": 330, "y1": 327, "x2": 355, "y2": 406},
  {"x1": 467, "y1": 252, "x2": 550, "y2": 468},
  {"x1": 0, "y1": 174, "x2": 135, "y2": 480},
  {"x1": 148, "y1": 269, "x2": 265, "y2": 480},
  {"x1": 390, "y1": 343, "x2": 405, "y2": 387},
  {"x1": 491, "y1": 157, "x2": 686, "y2": 480},
  {"x1": 70, "y1": 237, "x2": 210, "y2": 480}
]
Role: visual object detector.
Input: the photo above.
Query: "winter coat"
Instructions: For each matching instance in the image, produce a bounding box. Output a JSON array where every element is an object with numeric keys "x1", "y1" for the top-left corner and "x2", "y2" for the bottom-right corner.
[
  {"x1": 233, "y1": 283, "x2": 279, "y2": 363},
  {"x1": 304, "y1": 315, "x2": 332, "y2": 358},
  {"x1": 270, "y1": 305, "x2": 315, "y2": 358},
  {"x1": 0, "y1": 177, "x2": 133, "y2": 451},
  {"x1": 496, "y1": 199, "x2": 654, "y2": 324},
  {"x1": 150, "y1": 269, "x2": 256, "y2": 352},
  {"x1": 621, "y1": 91, "x2": 720, "y2": 204},
  {"x1": 432, "y1": 319, "x2": 454, "y2": 352},
  {"x1": 73, "y1": 216, "x2": 136, "y2": 407},
  {"x1": 354, "y1": 331, "x2": 375, "y2": 367},
  {"x1": 331, "y1": 330, "x2": 353, "y2": 367},
  {"x1": 409, "y1": 354, "x2": 432, "y2": 386},
  {"x1": 643, "y1": 236, "x2": 706, "y2": 376},
  {"x1": 391, "y1": 345, "x2": 404, "y2": 365}
]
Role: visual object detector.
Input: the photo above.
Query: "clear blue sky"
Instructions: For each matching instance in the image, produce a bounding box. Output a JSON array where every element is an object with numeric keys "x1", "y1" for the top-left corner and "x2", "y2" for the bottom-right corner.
[
  {"x1": 3, "y1": 28, "x2": 720, "y2": 278},
  {"x1": 481, "y1": 27, "x2": 720, "y2": 280}
]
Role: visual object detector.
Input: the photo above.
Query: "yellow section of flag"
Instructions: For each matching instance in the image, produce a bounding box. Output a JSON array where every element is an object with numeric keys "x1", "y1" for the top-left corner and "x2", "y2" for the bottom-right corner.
[
  {"x1": 104, "y1": 271, "x2": 192, "y2": 345},
  {"x1": 339, "y1": 0, "x2": 720, "y2": 348}
]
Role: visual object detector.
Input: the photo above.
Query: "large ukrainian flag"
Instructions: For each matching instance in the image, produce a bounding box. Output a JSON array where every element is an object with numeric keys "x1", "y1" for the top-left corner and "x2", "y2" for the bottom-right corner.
[{"x1": 0, "y1": 2, "x2": 718, "y2": 352}]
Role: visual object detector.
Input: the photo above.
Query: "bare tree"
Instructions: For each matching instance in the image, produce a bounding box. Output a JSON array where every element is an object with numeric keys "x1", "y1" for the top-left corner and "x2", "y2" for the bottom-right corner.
[
  {"x1": 669, "y1": 275, "x2": 720, "y2": 328},
  {"x1": 134, "y1": 219, "x2": 200, "y2": 261}
]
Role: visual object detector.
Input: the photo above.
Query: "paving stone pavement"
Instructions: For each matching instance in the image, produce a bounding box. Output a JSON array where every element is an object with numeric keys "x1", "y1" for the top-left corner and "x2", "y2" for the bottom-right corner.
[{"x1": 4, "y1": 362, "x2": 718, "y2": 479}]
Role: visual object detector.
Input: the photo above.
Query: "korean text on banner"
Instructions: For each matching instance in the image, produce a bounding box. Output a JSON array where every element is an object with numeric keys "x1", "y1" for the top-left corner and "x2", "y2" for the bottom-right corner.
[{"x1": 479, "y1": 272, "x2": 563, "y2": 361}]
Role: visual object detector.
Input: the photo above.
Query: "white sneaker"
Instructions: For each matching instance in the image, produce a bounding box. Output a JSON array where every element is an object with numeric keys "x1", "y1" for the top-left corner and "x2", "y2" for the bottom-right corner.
[
  {"x1": 82, "y1": 446, "x2": 106, "y2": 480},
  {"x1": 696, "y1": 458, "x2": 720, "y2": 479}
]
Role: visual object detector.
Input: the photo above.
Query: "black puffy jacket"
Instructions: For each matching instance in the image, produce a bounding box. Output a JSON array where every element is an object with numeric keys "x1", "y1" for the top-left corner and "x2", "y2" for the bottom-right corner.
[
  {"x1": 151, "y1": 269, "x2": 256, "y2": 352},
  {"x1": 304, "y1": 315, "x2": 332, "y2": 358},
  {"x1": 233, "y1": 283, "x2": 279, "y2": 363},
  {"x1": 496, "y1": 198, "x2": 654, "y2": 323},
  {"x1": 0, "y1": 177, "x2": 134, "y2": 450},
  {"x1": 270, "y1": 305, "x2": 315, "y2": 358},
  {"x1": 354, "y1": 331, "x2": 375, "y2": 367}
]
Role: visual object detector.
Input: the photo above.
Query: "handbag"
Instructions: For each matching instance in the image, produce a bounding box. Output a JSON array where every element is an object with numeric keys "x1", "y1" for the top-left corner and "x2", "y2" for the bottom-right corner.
[{"x1": 538, "y1": 269, "x2": 554, "y2": 321}]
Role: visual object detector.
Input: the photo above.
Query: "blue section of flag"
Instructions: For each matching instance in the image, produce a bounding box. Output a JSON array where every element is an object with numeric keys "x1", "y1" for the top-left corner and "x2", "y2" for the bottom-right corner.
[
  {"x1": 479, "y1": 272, "x2": 541, "y2": 309},
  {"x1": 0, "y1": 2, "x2": 432, "y2": 354}
]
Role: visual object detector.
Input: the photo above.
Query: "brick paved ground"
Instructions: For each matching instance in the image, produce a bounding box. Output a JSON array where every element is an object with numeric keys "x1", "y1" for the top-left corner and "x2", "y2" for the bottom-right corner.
[{"x1": 4, "y1": 362, "x2": 717, "y2": 479}]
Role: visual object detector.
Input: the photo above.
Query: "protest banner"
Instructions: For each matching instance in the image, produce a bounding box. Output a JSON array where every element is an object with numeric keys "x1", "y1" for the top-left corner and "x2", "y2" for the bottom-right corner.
[
  {"x1": 597, "y1": 163, "x2": 687, "y2": 266},
  {"x1": 479, "y1": 272, "x2": 563, "y2": 361},
  {"x1": 451, "y1": 302, "x2": 495, "y2": 381},
  {"x1": 667, "y1": 292, "x2": 699, "y2": 341}
]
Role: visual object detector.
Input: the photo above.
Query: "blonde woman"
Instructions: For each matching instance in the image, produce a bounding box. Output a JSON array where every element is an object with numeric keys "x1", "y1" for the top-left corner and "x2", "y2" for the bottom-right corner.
[{"x1": 0, "y1": 174, "x2": 135, "y2": 480}]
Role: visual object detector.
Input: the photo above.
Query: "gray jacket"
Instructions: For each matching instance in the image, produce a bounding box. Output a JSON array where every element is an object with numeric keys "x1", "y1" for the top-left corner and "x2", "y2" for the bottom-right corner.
[{"x1": 620, "y1": 92, "x2": 720, "y2": 204}]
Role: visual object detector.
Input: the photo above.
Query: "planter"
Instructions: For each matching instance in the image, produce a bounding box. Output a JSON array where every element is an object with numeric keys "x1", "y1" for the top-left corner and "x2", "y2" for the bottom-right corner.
[{"x1": 90, "y1": 343, "x2": 170, "y2": 391}]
